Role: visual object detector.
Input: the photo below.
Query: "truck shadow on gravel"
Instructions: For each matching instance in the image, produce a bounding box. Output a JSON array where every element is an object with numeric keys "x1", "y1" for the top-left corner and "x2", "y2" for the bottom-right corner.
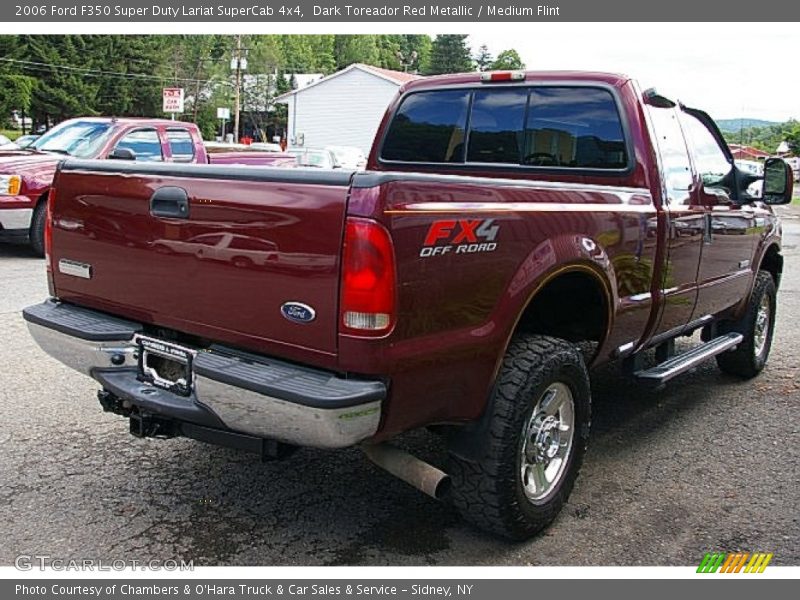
[
  {"x1": 117, "y1": 340, "x2": 745, "y2": 566},
  {"x1": 0, "y1": 243, "x2": 39, "y2": 260}
]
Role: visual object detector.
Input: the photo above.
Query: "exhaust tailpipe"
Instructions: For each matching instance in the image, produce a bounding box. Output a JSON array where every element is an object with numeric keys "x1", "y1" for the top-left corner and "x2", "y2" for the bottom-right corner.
[{"x1": 362, "y1": 443, "x2": 451, "y2": 501}]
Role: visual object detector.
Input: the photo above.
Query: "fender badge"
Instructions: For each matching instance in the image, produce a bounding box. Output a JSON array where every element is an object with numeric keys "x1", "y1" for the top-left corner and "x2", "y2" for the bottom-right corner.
[
  {"x1": 58, "y1": 259, "x2": 92, "y2": 279},
  {"x1": 281, "y1": 302, "x2": 316, "y2": 324}
]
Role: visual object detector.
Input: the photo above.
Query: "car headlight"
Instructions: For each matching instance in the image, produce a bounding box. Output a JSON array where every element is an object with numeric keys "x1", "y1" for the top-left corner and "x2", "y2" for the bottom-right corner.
[{"x1": 0, "y1": 174, "x2": 22, "y2": 196}]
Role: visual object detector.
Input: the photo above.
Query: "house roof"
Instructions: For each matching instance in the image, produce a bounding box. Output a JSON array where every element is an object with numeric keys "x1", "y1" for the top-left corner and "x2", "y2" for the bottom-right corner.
[
  {"x1": 728, "y1": 144, "x2": 771, "y2": 159},
  {"x1": 274, "y1": 63, "x2": 422, "y2": 103}
]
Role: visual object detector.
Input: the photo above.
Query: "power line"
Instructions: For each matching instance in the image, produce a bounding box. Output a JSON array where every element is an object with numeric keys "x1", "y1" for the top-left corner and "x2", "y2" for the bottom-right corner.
[{"x1": 0, "y1": 57, "x2": 231, "y2": 87}]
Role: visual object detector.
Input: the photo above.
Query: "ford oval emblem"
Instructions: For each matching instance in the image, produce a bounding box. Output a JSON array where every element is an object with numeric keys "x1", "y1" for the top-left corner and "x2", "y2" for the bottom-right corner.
[{"x1": 281, "y1": 302, "x2": 316, "y2": 324}]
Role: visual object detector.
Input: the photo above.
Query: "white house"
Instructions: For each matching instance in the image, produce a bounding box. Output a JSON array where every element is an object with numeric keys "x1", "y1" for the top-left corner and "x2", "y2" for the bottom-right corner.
[{"x1": 275, "y1": 63, "x2": 421, "y2": 154}]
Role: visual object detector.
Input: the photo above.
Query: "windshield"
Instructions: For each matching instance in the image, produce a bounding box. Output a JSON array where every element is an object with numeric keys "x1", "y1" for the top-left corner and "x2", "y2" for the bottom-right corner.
[{"x1": 32, "y1": 120, "x2": 114, "y2": 158}]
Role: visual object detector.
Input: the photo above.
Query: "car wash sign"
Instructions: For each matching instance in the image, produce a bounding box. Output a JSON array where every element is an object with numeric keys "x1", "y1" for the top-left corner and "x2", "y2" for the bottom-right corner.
[{"x1": 163, "y1": 88, "x2": 184, "y2": 114}]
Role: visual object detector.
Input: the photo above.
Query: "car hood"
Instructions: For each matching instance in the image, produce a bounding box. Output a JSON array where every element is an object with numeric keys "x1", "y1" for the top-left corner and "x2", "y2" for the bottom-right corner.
[{"x1": 0, "y1": 150, "x2": 63, "y2": 174}]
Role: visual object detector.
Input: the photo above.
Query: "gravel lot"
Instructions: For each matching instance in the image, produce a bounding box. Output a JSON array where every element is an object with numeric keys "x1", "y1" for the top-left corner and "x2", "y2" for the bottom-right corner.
[{"x1": 0, "y1": 208, "x2": 798, "y2": 567}]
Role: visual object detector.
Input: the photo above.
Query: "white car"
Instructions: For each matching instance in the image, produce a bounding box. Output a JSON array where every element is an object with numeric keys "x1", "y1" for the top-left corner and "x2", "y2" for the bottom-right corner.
[
  {"x1": 152, "y1": 232, "x2": 278, "y2": 268},
  {"x1": 325, "y1": 145, "x2": 367, "y2": 170},
  {"x1": 735, "y1": 159, "x2": 763, "y2": 177},
  {"x1": 248, "y1": 142, "x2": 283, "y2": 152},
  {"x1": 735, "y1": 160, "x2": 764, "y2": 198},
  {"x1": 0, "y1": 134, "x2": 19, "y2": 150},
  {"x1": 287, "y1": 147, "x2": 340, "y2": 169}
]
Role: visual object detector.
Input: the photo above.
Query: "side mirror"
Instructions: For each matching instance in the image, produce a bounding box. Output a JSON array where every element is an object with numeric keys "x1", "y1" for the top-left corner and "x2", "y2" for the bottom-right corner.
[
  {"x1": 763, "y1": 157, "x2": 794, "y2": 205},
  {"x1": 108, "y1": 147, "x2": 136, "y2": 160}
]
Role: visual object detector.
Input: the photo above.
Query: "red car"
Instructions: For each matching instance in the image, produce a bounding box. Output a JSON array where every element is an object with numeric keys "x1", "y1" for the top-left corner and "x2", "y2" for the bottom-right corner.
[{"x1": 0, "y1": 117, "x2": 295, "y2": 255}]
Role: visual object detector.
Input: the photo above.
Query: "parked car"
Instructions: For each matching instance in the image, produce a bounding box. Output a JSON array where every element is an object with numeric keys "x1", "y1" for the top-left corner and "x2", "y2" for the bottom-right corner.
[
  {"x1": 0, "y1": 134, "x2": 17, "y2": 150},
  {"x1": 784, "y1": 156, "x2": 800, "y2": 182},
  {"x1": 248, "y1": 142, "x2": 283, "y2": 152},
  {"x1": 325, "y1": 145, "x2": 367, "y2": 170},
  {"x1": 25, "y1": 71, "x2": 794, "y2": 540},
  {"x1": 736, "y1": 159, "x2": 765, "y2": 197},
  {"x1": 0, "y1": 117, "x2": 295, "y2": 255},
  {"x1": 152, "y1": 232, "x2": 279, "y2": 268},
  {"x1": 13, "y1": 134, "x2": 40, "y2": 149},
  {"x1": 286, "y1": 147, "x2": 340, "y2": 169},
  {"x1": 734, "y1": 159, "x2": 763, "y2": 176}
]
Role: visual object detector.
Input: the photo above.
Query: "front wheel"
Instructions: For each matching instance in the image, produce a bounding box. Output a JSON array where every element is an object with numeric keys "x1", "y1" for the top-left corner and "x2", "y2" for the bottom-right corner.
[
  {"x1": 448, "y1": 335, "x2": 591, "y2": 540},
  {"x1": 716, "y1": 271, "x2": 777, "y2": 378},
  {"x1": 29, "y1": 200, "x2": 47, "y2": 257}
]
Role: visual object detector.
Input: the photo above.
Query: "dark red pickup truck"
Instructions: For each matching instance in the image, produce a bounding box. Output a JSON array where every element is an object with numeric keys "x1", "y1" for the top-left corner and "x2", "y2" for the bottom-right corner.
[
  {"x1": 24, "y1": 71, "x2": 794, "y2": 539},
  {"x1": 0, "y1": 117, "x2": 295, "y2": 255}
]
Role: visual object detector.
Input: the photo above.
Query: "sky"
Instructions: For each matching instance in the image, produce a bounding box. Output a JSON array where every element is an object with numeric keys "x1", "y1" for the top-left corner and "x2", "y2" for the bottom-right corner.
[
  {"x1": 34, "y1": 21, "x2": 798, "y2": 123},
  {"x1": 469, "y1": 23, "x2": 798, "y2": 122}
]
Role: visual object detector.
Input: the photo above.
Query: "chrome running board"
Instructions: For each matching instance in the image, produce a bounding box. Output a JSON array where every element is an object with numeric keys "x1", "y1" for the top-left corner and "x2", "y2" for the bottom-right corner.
[{"x1": 635, "y1": 332, "x2": 744, "y2": 384}]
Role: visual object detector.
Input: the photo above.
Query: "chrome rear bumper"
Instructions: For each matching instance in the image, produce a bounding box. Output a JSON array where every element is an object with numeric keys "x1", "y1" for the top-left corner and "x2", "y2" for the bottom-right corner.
[{"x1": 24, "y1": 300, "x2": 384, "y2": 449}]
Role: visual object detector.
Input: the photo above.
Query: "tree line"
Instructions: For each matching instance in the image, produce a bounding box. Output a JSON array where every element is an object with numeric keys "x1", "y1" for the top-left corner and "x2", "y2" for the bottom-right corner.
[
  {"x1": 0, "y1": 34, "x2": 525, "y2": 140},
  {"x1": 720, "y1": 120, "x2": 800, "y2": 156}
]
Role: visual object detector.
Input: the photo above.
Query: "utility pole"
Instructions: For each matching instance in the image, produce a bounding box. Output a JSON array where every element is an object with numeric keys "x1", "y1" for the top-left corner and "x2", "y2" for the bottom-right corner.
[
  {"x1": 233, "y1": 35, "x2": 243, "y2": 143},
  {"x1": 193, "y1": 57, "x2": 202, "y2": 123}
]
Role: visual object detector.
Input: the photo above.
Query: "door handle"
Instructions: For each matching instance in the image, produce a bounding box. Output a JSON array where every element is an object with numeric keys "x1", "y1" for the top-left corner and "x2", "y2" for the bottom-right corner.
[{"x1": 150, "y1": 187, "x2": 190, "y2": 219}]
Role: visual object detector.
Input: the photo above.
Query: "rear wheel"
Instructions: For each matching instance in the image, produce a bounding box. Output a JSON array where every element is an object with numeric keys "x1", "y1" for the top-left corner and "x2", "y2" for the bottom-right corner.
[
  {"x1": 29, "y1": 200, "x2": 47, "y2": 257},
  {"x1": 448, "y1": 335, "x2": 591, "y2": 540},
  {"x1": 716, "y1": 271, "x2": 777, "y2": 378}
]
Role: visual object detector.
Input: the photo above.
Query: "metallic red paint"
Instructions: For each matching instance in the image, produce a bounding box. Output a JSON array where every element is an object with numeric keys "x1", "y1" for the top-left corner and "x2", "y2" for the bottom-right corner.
[
  {"x1": 0, "y1": 118, "x2": 293, "y2": 237},
  {"x1": 43, "y1": 71, "x2": 782, "y2": 442}
]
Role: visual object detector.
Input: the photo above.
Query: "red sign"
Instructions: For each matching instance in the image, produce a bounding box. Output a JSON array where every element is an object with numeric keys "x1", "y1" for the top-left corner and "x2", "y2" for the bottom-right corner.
[{"x1": 162, "y1": 88, "x2": 184, "y2": 113}]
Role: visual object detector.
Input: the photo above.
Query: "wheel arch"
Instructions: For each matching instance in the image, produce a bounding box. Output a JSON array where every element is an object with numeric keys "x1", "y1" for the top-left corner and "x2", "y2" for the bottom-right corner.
[
  {"x1": 499, "y1": 263, "x2": 614, "y2": 371},
  {"x1": 758, "y1": 242, "x2": 783, "y2": 289},
  {"x1": 449, "y1": 263, "x2": 613, "y2": 463}
]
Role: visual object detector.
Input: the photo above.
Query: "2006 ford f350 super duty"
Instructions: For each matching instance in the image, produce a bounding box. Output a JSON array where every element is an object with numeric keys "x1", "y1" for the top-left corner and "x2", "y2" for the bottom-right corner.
[{"x1": 24, "y1": 71, "x2": 795, "y2": 539}]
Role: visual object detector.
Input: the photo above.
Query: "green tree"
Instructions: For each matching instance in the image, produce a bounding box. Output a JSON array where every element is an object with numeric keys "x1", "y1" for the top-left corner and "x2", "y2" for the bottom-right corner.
[
  {"x1": 334, "y1": 35, "x2": 380, "y2": 70},
  {"x1": 280, "y1": 35, "x2": 318, "y2": 74},
  {"x1": 491, "y1": 49, "x2": 525, "y2": 70},
  {"x1": 474, "y1": 44, "x2": 494, "y2": 71},
  {"x1": 375, "y1": 35, "x2": 403, "y2": 70},
  {"x1": 22, "y1": 35, "x2": 100, "y2": 124},
  {"x1": 89, "y1": 35, "x2": 170, "y2": 117},
  {"x1": 0, "y1": 74, "x2": 35, "y2": 124},
  {"x1": 786, "y1": 122, "x2": 800, "y2": 154},
  {"x1": 427, "y1": 34, "x2": 472, "y2": 75},
  {"x1": 400, "y1": 35, "x2": 432, "y2": 74}
]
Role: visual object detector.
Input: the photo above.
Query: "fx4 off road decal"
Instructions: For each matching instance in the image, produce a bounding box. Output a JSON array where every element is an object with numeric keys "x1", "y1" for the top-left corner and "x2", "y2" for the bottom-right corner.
[{"x1": 420, "y1": 219, "x2": 499, "y2": 257}]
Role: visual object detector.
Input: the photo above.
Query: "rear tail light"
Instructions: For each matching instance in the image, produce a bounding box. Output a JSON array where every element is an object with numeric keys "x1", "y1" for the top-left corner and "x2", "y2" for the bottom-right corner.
[
  {"x1": 44, "y1": 195, "x2": 53, "y2": 261},
  {"x1": 340, "y1": 217, "x2": 396, "y2": 335},
  {"x1": 481, "y1": 71, "x2": 526, "y2": 83},
  {"x1": 45, "y1": 188, "x2": 55, "y2": 296}
]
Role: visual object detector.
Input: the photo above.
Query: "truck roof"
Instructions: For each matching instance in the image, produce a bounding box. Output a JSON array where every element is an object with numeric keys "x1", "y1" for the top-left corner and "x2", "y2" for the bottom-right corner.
[
  {"x1": 63, "y1": 116, "x2": 196, "y2": 127},
  {"x1": 400, "y1": 70, "x2": 632, "y2": 93}
]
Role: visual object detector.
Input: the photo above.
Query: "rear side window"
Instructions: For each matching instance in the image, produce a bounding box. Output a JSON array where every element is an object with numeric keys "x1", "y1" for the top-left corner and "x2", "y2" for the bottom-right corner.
[
  {"x1": 524, "y1": 87, "x2": 627, "y2": 169},
  {"x1": 381, "y1": 90, "x2": 470, "y2": 163},
  {"x1": 167, "y1": 129, "x2": 195, "y2": 162},
  {"x1": 115, "y1": 129, "x2": 163, "y2": 162},
  {"x1": 381, "y1": 85, "x2": 628, "y2": 171}
]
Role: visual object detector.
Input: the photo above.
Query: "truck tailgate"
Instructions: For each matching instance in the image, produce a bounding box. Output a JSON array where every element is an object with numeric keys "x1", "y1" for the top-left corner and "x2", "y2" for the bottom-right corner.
[{"x1": 50, "y1": 161, "x2": 354, "y2": 358}]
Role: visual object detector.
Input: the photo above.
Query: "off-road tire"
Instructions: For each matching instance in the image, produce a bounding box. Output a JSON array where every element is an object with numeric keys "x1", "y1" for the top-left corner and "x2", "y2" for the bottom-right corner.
[
  {"x1": 448, "y1": 335, "x2": 591, "y2": 540},
  {"x1": 29, "y1": 200, "x2": 47, "y2": 257},
  {"x1": 716, "y1": 271, "x2": 777, "y2": 379}
]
